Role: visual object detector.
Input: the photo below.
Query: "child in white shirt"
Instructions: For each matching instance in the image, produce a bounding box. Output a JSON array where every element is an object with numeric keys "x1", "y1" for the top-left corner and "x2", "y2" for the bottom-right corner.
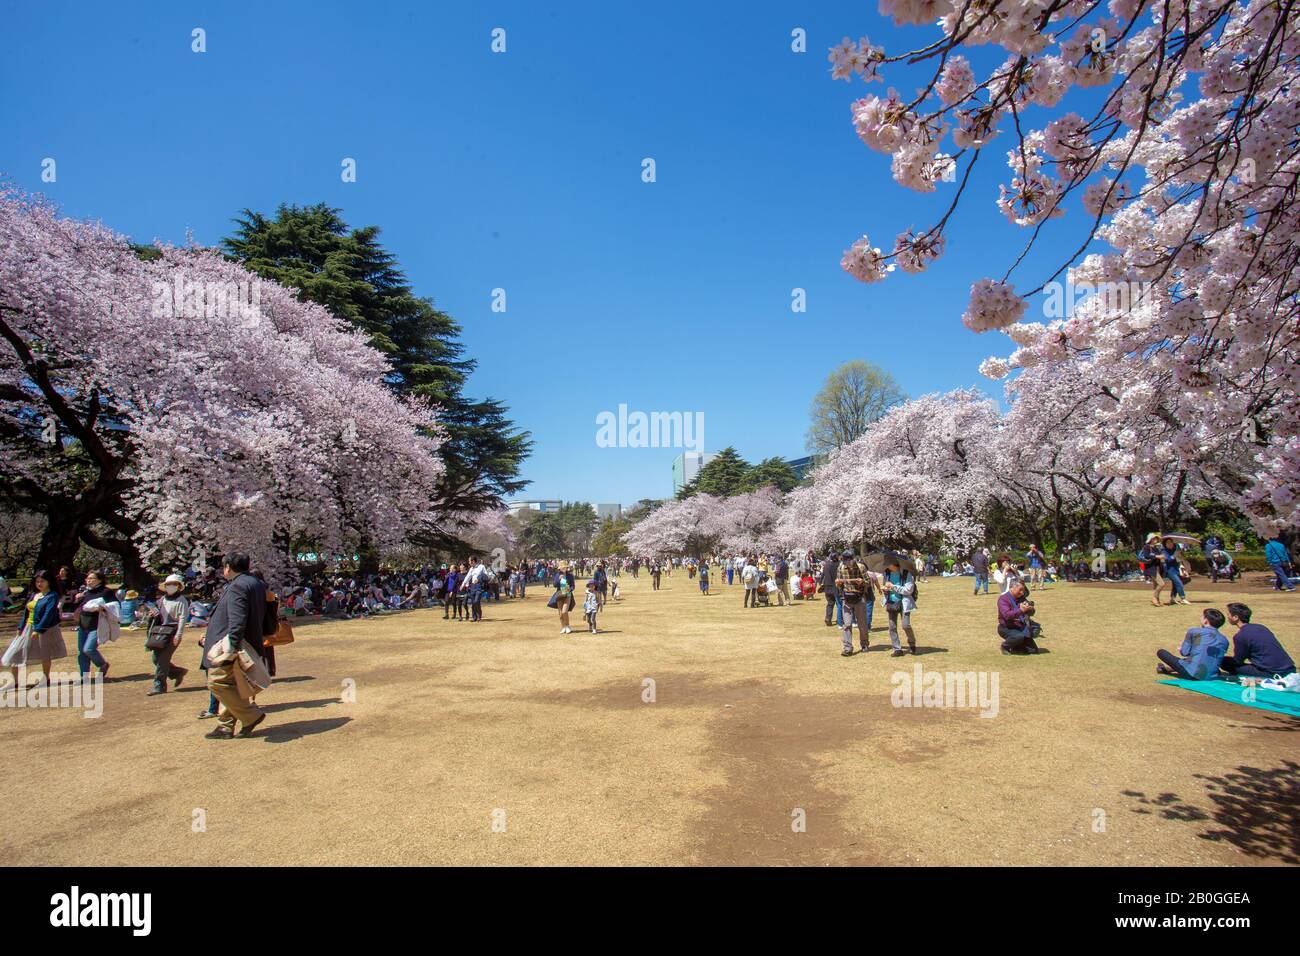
[{"x1": 583, "y1": 582, "x2": 600, "y2": 633}]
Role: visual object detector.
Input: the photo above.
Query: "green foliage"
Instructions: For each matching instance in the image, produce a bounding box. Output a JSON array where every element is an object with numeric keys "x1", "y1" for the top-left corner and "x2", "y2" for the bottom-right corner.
[
  {"x1": 739, "y1": 457, "x2": 799, "y2": 493},
  {"x1": 222, "y1": 203, "x2": 531, "y2": 532},
  {"x1": 1185, "y1": 498, "x2": 1262, "y2": 550},
  {"x1": 592, "y1": 517, "x2": 632, "y2": 557},
  {"x1": 806, "y1": 360, "x2": 905, "y2": 455},
  {"x1": 518, "y1": 512, "x2": 567, "y2": 556},
  {"x1": 678, "y1": 447, "x2": 750, "y2": 498}
]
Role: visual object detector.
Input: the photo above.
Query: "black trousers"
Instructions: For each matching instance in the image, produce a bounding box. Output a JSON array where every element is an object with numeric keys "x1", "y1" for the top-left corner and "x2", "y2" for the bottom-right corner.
[
  {"x1": 1156, "y1": 648, "x2": 1193, "y2": 679},
  {"x1": 1221, "y1": 656, "x2": 1295, "y2": 679}
]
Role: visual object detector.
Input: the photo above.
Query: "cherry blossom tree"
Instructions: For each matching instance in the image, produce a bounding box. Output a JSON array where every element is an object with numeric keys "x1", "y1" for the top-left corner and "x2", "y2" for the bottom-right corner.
[
  {"x1": 624, "y1": 494, "x2": 722, "y2": 558},
  {"x1": 0, "y1": 190, "x2": 446, "y2": 586},
  {"x1": 995, "y1": 358, "x2": 1215, "y2": 548},
  {"x1": 831, "y1": 0, "x2": 1299, "y2": 534},
  {"x1": 776, "y1": 389, "x2": 1001, "y2": 551},
  {"x1": 704, "y1": 486, "x2": 785, "y2": 553}
]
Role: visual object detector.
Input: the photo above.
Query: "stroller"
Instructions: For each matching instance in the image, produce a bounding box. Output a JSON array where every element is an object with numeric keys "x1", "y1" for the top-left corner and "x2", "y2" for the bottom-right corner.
[
  {"x1": 1209, "y1": 549, "x2": 1238, "y2": 582},
  {"x1": 755, "y1": 572, "x2": 772, "y2": 607}
]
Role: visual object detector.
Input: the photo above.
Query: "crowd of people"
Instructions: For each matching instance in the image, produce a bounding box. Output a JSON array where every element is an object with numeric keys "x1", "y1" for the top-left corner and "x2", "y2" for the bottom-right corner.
[{"x1": 2, "y1": 529, "x2": 1296, "y2": 737}]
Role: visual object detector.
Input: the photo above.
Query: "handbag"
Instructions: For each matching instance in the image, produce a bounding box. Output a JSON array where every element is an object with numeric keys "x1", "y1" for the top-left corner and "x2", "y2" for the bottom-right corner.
[
  {"x1": 145, "y1": 621, "x2": 178, "y2": 651},
  {"x1": 266, "y1": 619, "x2": 295, "y2": 646},
  {"x1": 145, "y1": 599, "x2": 179, "y2": 651},
  {"x1": 546, "y1": 590, "x2": 560, "y2": 609}
]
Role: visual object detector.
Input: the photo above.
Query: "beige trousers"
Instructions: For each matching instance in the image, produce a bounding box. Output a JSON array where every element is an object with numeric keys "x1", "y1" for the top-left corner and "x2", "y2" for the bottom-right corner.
[{"x1": 208, "y1": 662, "x2": 264, "y2": 730}]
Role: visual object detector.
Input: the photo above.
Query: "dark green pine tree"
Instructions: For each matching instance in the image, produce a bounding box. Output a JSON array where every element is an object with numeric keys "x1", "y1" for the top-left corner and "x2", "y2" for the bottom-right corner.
[
  {"x1": 739, "y1": 456, "x2": 799, "y2": 493},
  {"x1": 222, "y1": 204, "x2": 531, "y2": 542},
  {"x1": 678, "y1": 447, "x2": 751, "y2": 498}
]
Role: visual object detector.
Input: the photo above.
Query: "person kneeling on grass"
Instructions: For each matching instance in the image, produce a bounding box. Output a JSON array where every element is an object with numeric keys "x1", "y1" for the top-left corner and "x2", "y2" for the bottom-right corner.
[
  {"x1": 1156, "y1": 607, "x2": 1229, "y2": 680},
  {"x1": 1219, "y1": 602, "x2": 1296, "y2": 679},
  {"x1": 997, "y1": 581, "x2": 1041, "y2": 655}
]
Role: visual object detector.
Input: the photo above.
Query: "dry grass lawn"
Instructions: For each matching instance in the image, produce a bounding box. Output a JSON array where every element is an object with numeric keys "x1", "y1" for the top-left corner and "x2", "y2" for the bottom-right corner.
[{"x1": 1, "y1": 572, "x2": 1296, "y2": 866}]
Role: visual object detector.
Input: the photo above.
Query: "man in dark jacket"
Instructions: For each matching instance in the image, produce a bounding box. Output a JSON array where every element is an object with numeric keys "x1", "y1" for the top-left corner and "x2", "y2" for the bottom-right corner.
[
  {"x1": 202, "y1": 552, "x2": 268, "y2": 739},
  {"x1": 819, "y1": 554, "x2": 840, "y2": 627},
  {"x1": 971, "y1": 548, "x2": 990, "y2": 596},
  {"x1": 1221, "y1": 603, "x2": 1296, "y2": 678}
]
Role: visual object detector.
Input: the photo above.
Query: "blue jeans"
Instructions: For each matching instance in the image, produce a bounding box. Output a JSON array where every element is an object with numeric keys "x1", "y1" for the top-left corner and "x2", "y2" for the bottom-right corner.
[
  {"x1": 1166, "y1": 566, "x2": 1186, "y2": 599},
  {"x1": 974, "y1": 573, "x2": 989, "y2": 594},
  {"x1": 1269, "y1": 562, "x2": 1295, "y2": 590},
  {"x1": 76, "y1": 625, "x2": 108, "y2": 675},
  {"x1": 468, "y1": 587, "x2": 483, "y2": 620}
]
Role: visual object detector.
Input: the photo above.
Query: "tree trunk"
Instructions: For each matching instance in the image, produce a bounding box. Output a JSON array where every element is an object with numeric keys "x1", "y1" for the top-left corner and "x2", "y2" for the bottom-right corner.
[
  {"x1": 78, "y1": 525, "x2": 156, "y2": 592},
  {"x1": 35, "y1": 510, "x2": 82, "y2": 577},
  {"x1": 116, "y1": 541, "x2": 154, "y2": 593}
]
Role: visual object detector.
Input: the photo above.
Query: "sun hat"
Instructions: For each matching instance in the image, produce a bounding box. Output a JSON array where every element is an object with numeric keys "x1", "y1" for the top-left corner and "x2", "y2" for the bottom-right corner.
[
  {"x1": 163, "y1": 574, "x2": 185, "y2": 589},
  {"x1": 125, "y1": 589, "x2": 140, "y2": 600}
]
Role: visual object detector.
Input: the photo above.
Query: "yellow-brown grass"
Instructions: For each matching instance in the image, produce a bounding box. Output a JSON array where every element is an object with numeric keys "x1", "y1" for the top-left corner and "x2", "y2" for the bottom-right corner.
[{"x1": 1, "y1": 572, "x2": 1295, "y2": 865}]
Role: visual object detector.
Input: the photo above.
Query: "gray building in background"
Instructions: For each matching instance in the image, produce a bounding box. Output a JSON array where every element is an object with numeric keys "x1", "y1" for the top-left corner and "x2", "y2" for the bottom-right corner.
[
  {"x1": 506, "y1": 499, "x2": 563, "y2": 518},
  {"x1": 672, "y1": 451, "x2": 715, "y2": 496},
  {"x1": 787, "y1": 455, "x2": 821, "y2": 481},
  {"x1": 594, "y1": 503, "x2": 623, "y2": 522}
]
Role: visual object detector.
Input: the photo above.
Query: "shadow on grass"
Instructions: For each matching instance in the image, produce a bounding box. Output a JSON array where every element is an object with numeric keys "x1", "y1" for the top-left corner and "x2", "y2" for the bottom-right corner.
[
  {"x1": 259, "y1": 696, "x2": 341, "y2": 714},
  {"x1": 1226, "y1": 714, "x2": 1300, "y2": 733},
  {"x1": 259, "y1": 715, "x2": 352, "y2": 743},
  {"x1": 1122, "y1": 759, "x2": 1300, "y2": 864}
]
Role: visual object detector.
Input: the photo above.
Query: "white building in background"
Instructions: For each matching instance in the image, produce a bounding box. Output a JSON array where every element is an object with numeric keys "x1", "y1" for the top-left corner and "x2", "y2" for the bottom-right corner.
[
  {"x1": 506, "y1": 499, "x2": 563, "y2": 518},
  {"x1": 672, "y1": 451, "x2": 715, "y2": 496}
]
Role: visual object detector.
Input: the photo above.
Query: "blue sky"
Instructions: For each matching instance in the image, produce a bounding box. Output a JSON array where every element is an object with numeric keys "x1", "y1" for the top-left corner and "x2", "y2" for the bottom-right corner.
[{"x1": 1, "y1": 0, "x2": 1083, "y2": 506}]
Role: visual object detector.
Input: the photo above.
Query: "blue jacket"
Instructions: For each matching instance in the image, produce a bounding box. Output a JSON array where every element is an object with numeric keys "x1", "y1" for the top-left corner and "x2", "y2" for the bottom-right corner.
[
  {"x1": 19, "y1": 591, "x2": 62, "y2": 634},
  {"x1": 1178, "y1": 626, "x2": 1229, "y2": 680},
  {"x1": 1264, "y1": 540, "x2": 1290, "y2": 565}
]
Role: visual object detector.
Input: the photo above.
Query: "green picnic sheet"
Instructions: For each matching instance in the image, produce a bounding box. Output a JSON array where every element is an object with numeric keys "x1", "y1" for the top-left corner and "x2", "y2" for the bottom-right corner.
[{"x1": 1157, "y1": 677, "x2": 1300, "y2": 717}]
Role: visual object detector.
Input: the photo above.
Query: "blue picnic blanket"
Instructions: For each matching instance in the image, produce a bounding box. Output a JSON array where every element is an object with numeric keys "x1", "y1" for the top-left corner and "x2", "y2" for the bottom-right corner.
[{"x1": 1157, "y1": 677, "x2": 1300, "y2": 718}]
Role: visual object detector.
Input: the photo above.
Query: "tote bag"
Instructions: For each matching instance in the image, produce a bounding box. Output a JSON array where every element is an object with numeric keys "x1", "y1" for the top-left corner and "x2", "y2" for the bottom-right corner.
[{"x1": 1, "y1": 624, "x2": 32, "y2": 667}]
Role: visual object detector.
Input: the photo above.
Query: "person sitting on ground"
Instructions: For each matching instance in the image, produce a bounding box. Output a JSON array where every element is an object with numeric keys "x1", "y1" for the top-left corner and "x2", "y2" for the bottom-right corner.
[
  {"x1": 997, "y1": 581, "x2": 1041, "y2": 654},
  {"x1": 1156, "y1": 607, "x2": 1229, "y2": 680},
  {"x1": 1220, "y1": 602, "x2": 1296, "y2": 679},
  {"x1": 798, "y1": 572, "x2": 816, "y2": 600}
]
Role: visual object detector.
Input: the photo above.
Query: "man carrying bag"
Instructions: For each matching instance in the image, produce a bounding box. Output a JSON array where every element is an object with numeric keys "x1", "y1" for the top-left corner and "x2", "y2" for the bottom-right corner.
[{"x1": 201, "y1": 552, "x2": 269, "y2": 739}]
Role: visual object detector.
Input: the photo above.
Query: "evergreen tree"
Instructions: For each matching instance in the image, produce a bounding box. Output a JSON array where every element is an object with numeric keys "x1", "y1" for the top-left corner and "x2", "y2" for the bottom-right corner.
[
  {"x1": 223, "y1": 204, "x2": 531, "y2": 540},
  {"x1": 679, "y1": 447, "x2": 750, "y2": 498},
  {"x1": 739, "y1": 457, "x2": 799, "y2": 493}
]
